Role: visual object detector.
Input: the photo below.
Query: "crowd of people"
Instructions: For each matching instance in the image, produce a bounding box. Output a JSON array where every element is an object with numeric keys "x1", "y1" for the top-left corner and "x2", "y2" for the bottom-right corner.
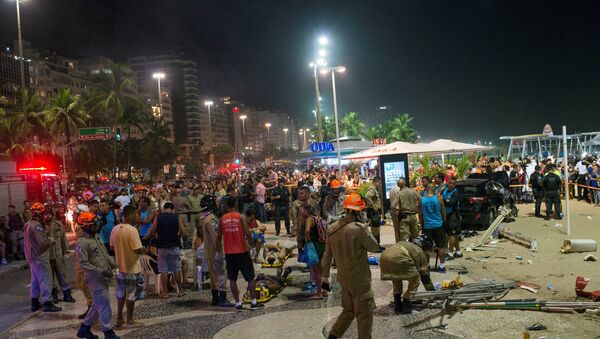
[{"x1": 1, "y1": 152, "x2": 599, "y2": 339}]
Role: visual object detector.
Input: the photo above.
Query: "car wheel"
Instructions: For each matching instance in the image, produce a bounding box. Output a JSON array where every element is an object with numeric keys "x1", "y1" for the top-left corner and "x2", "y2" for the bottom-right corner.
[{"x1": 511, "y1": 205, "x2": 519, "y2": 218}]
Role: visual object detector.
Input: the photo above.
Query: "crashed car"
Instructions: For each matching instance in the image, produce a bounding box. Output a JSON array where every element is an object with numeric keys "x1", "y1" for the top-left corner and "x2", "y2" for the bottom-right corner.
[{"x1": 455, "y1": 178, "x2": 518, "y2": 228}]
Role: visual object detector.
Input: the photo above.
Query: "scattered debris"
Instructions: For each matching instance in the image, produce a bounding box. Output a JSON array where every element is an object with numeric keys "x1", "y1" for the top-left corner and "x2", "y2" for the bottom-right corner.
[
  {"x1": 575, "y1": 276, "x2": 600, "y2": 301},
  {"x1": 500, "y1": 229, "x2": 538, "y2": 251},
  {"x1": 548, "y1": 273, "x2": 564, "y2": 278},
  {"x1": 588, "y1": 216, "x2": 593, "y2": 220},
  {"x1": 516, "y1": 256, "x2": 523, "y2": 260},
  {"x1": 516, "y1": 281, "x2": 541, "y2": 293},
  {"x1": 441, "y1": 276, "x2": 464, "y2": 290},
  {"x1": 527, "y1": 323, "x2": 547, "y2": 331},
  {"x1": 561, "y1": 239, "x2": 598, "y2": 254},
  {"x1": 474, "y1": 206, "x2": 513, "y2": 248},
  {"x1": 584, "y1": 254, "x2": 598, "y2": 262}
]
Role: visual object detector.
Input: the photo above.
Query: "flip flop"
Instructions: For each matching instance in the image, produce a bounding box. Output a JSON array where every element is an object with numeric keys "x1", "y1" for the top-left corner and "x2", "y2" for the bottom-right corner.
[
  {"x1": 308, "y1": 294, "x2": 323, "y2": 300},
  {"x1": 527, "y1": 323, "x2": 547, "y2": 331}
]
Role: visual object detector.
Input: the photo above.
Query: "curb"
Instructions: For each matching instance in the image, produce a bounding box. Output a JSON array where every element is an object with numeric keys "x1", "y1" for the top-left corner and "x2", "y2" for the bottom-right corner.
[{"x1": 0, "y1": 262, "x2": 28, "y2": 277}]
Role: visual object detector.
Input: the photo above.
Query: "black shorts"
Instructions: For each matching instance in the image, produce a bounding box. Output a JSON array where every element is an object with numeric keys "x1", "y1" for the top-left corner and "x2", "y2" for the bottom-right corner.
[
  {"x1": 225, "y1": 252, "x2": 255, "y2": 282},
  {"x1": 423, "y1": 227, "x2": 448, "y2": 249},
  {"x1": 445, "y1": 213, "x2": 461, "y2": 236}
]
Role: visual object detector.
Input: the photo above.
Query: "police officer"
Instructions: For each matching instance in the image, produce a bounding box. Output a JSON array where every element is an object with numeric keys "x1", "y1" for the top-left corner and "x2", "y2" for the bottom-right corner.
[
  {"x1": 380, "y1": 235, "x2": 435, "y2": 314},
  {"x1": 392, "y1": 178, "x2": 421, "y2": 242},
  {"x1": 542, "y1": 164, "x2": 562, "y2": 220},
  {"x1": 528, "y1": 165, "x2": 544, "y2": 218},
  {"x1": 322, "y1": 193, "x2": 379, "y2": 339},
  {"x1": 24, "y1": 202, "x2": 61, "y2": 312},
  {"x1": 75, "y1": 212, "x2": 119, "y2": 339},
  {"x1": 364, "y1": 176, "x2": 385, "y2": 252},
  {"x1": 44, "y1": 208, "x2": 76, "y2": 304},
  {"x1": 271, "y1": 179, "x2": 291, "y2": 236},
  {"x1": 200, "y1": 195, "x2": 235, "y2": 307}
]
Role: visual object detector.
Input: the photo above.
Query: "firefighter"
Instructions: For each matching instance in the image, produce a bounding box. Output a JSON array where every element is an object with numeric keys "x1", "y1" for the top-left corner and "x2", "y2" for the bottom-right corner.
[
  {"x1": 75, "y1": 212, "x2": 119, "y2": 339},
  {"x1": 24, "y1": 202, "x2": 61, "y2": 312},
  {"x1": 43, "y1": 207, "x2": 76, "y2": 304},
  {"x1": 380, "y1": 235, "x2": 435, "y2": 314},
  {"x1": 322, "y1": 193, "x2": 379, "y2": 339},
  {"x1": 364, "y1": 176, "x2": 385, "y2": 252}
]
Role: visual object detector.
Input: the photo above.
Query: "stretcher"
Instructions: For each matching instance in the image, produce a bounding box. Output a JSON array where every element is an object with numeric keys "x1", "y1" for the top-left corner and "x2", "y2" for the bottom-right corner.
[
  {"x1": 261, "y1": 252, "x2": 291, "y2": 268},
  {"x1": 243, "y1": 286, "x2": 279, "y2": 303}
]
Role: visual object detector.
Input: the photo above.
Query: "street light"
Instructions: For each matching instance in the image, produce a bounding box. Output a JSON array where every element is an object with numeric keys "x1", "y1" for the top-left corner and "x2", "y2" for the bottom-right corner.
[
  {"x1": 265, "y1": 122, "x2": 271, "y2": 141},
  {"x1": 204, "y1": 100, "x2": 214, "y2": 149},
  {"x1": 239, "y1": 115, "x2": 247, "y2": 134},
  {"x1": 283, "y1": 128, "x2": 289, "y2": 148},
  {"x1": 318, "y1": 36, "x2": 329, "y2": 45},
  {"x1": 152, "y1": 72, "x2": 165, "y2": 117},
  {"x1": 15, "y1": 0, "x2": 27, "y2": 118},
  {"x1": 320, "y1": 65, "x2": 346, "y2": 177}
]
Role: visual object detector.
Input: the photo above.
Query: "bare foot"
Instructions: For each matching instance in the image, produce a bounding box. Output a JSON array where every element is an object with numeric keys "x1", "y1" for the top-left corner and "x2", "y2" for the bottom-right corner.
[{"x1": 126, "y1": 320, "x2": 144, "y2": 328}]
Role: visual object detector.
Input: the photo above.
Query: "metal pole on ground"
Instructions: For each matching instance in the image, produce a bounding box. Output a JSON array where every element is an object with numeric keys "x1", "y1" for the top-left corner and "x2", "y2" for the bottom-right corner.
[{"x1": 562, "y1": 125, "x2": 571, "y2": 235}]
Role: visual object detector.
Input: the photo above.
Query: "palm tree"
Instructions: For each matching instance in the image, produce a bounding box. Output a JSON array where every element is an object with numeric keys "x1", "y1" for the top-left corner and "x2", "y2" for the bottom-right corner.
[
  {"x1": 120, "y1": 101, "x2": 151, "y2": 178},
  {"x1": 321, "y1": 115, "x2": 336, "y2": 141},
  {"x1": 362, "y1": 124, "x2": 388, "y2": 141},
  {"x1": 141, "y1": 116, "x2": 175, "y2": 178},
  {"x1": 340, "y1": 111, "x2": 366, "y2": 138},
  {"x1": 87, "y1": 62, "x2": 138, "y2": 178},
  {"x1": 387, "y1": 113, "x2": 418, "y2": 143},
  {"x1": 43, "y1": 89, "x2": 89, "y2": 180}
]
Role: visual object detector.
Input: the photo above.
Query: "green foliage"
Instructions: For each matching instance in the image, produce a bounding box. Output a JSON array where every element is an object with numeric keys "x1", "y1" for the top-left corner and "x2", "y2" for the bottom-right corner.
[
  {"x1": 447, "y1": 154, "x2": 472, "y2": 180},
  {"x1": 386, "y1": 113, "x2": 418, "y2": 143},
  {"x1": 340, "y1": 111, "x2": 366, "y2": 137}
]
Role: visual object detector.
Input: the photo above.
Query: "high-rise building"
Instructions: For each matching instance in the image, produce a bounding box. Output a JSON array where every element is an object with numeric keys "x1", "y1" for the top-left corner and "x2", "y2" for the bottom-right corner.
[
  {"x1": 128, "y1": 54, "x2": 203, "y2": 148},
  {"x1": 19, "y1": 41, "x2": 88, "y2": 100},
  {"x1": 0, "y1": 44, "x2": 29, "y2": 103}
]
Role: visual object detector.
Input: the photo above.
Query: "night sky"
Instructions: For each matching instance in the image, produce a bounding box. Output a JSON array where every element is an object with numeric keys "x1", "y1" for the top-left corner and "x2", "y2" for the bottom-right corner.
[{"x1": 2, "y1": 0, "x2": 600, "y2": 142}]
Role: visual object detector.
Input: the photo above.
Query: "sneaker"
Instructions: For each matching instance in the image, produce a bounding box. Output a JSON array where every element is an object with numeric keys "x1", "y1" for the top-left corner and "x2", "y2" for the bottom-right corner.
[
  {"x1": 234, "y1": 304, "x2": 244, "y2": 312},
  {"x1": 433, "y1": 267, "x2": 447, "y2": 273},
  {"x1": 453, "y1": 252, "x2": 463, "y2": 258},
  {"x1": 1, "y1": 258, "x2": 8, "y2": 265},
  {"x1": 250, "y1": 302, "x2": 265, "y2": 309},
  {"x1": 444, "y1": 254, "x2": 454, "y2": 261}
]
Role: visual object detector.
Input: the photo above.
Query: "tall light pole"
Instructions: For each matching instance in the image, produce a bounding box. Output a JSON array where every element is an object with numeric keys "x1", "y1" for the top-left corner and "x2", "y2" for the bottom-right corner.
[
  {"x1": 321, "y1": 66, "x2": 346, "y2": 177},
  {"x1": 204, "y1": 100, "x2": 214, "y2": 149},
  {"x1": 240, "y1": 115, "x2": 247, "y2": 152},
  {"x1": 283, "y1": 128, "x2": 289, "y2": 148},
  {"x1": 309, "y1": 35, "x2": 329, "y2": 142},
  {"x1": 265, "y1": 122, "x2": 271, "y2": 143},
  {"x1": 15, "y1": 0, "x2": 27, "y2": 119},
  {"x1": 152, "y1": 72, "x2": 165, "y2": 117},
  {"x1": 299, "y1": 129, "x2": 305, "y2": 150}
]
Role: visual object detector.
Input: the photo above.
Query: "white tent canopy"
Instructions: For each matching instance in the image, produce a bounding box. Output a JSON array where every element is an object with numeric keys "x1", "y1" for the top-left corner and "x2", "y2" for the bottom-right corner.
[{"x1": 344, "y1": 139, "x2": 492, "y2": 160}]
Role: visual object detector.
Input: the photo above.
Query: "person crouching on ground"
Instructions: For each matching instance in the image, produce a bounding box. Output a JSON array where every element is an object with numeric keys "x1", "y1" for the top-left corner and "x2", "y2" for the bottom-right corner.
[
  {"x1": 75, "y1": 212, "x2": 119, "y2": 339},
  {"x1": 380, "y1": 235, "x2": 435, "y2": 314}
]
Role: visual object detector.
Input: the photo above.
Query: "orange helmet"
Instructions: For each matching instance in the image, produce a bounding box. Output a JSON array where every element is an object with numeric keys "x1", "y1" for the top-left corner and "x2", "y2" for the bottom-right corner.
[
  {"x1": 343, "y1": 193, "x2": 366, "y2": 211},
  {"x1": 31, "y1": 202, "x2": 46, "y2": 213},
  {"x1": 77, "y1": 212, "x2": 97, "y2": 226},
  {"x1": 330, "y1": 179, "x2": 342, "y2": 189}
]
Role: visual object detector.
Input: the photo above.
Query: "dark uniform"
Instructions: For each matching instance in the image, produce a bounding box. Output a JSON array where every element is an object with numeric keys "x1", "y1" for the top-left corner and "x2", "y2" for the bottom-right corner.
[
  {"x1": 76, "y1": 231, "x2": 116, "y2": 333},
  {"x1": 271, "y1": 185, "x2": 291, "y2": 236},
  {"x1": 542, "y1": 171, "x2": 562, "y2": 219},
  {"x1": 529, "y1": 171, "x2": 544, "y2": 217}
]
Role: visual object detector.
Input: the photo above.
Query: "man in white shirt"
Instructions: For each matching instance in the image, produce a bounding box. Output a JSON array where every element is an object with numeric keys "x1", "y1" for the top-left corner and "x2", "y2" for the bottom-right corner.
[
  {"x1": 255, "y1": 178, "x2": 267, "y2": 222},
  {"x1": 575, "y1": 159, "x2": 589, "y2": 201},
  {"x1": 114, "y1": 189, "x2": 131, "y2": 211}
]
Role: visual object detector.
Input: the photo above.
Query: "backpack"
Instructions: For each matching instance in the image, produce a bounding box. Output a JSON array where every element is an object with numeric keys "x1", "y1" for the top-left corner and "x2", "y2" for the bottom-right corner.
[{"x1": 313, "y1": 215, "x2": 329, "y2": 243}]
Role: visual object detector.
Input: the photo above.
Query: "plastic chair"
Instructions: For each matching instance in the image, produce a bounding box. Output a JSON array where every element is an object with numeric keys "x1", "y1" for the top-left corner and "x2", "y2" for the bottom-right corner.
[{"x1": 140, "y1": 255, "x2": 161, "y2": 295}]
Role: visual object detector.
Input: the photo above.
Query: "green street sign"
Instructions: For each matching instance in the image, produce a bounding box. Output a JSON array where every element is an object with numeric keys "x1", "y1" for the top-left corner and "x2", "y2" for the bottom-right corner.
[{"x1": 79, "y1": 127, "x2": 112, "y2": 141}]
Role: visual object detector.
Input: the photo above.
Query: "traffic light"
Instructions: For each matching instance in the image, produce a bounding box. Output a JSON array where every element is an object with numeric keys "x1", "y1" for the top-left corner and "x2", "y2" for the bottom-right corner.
[
  {"x1": 233, "y1": 152, "x2": 240, "y2": 164},
  {"x1": 114, "y1": 127, "x2": 122, "y2": 141}
]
